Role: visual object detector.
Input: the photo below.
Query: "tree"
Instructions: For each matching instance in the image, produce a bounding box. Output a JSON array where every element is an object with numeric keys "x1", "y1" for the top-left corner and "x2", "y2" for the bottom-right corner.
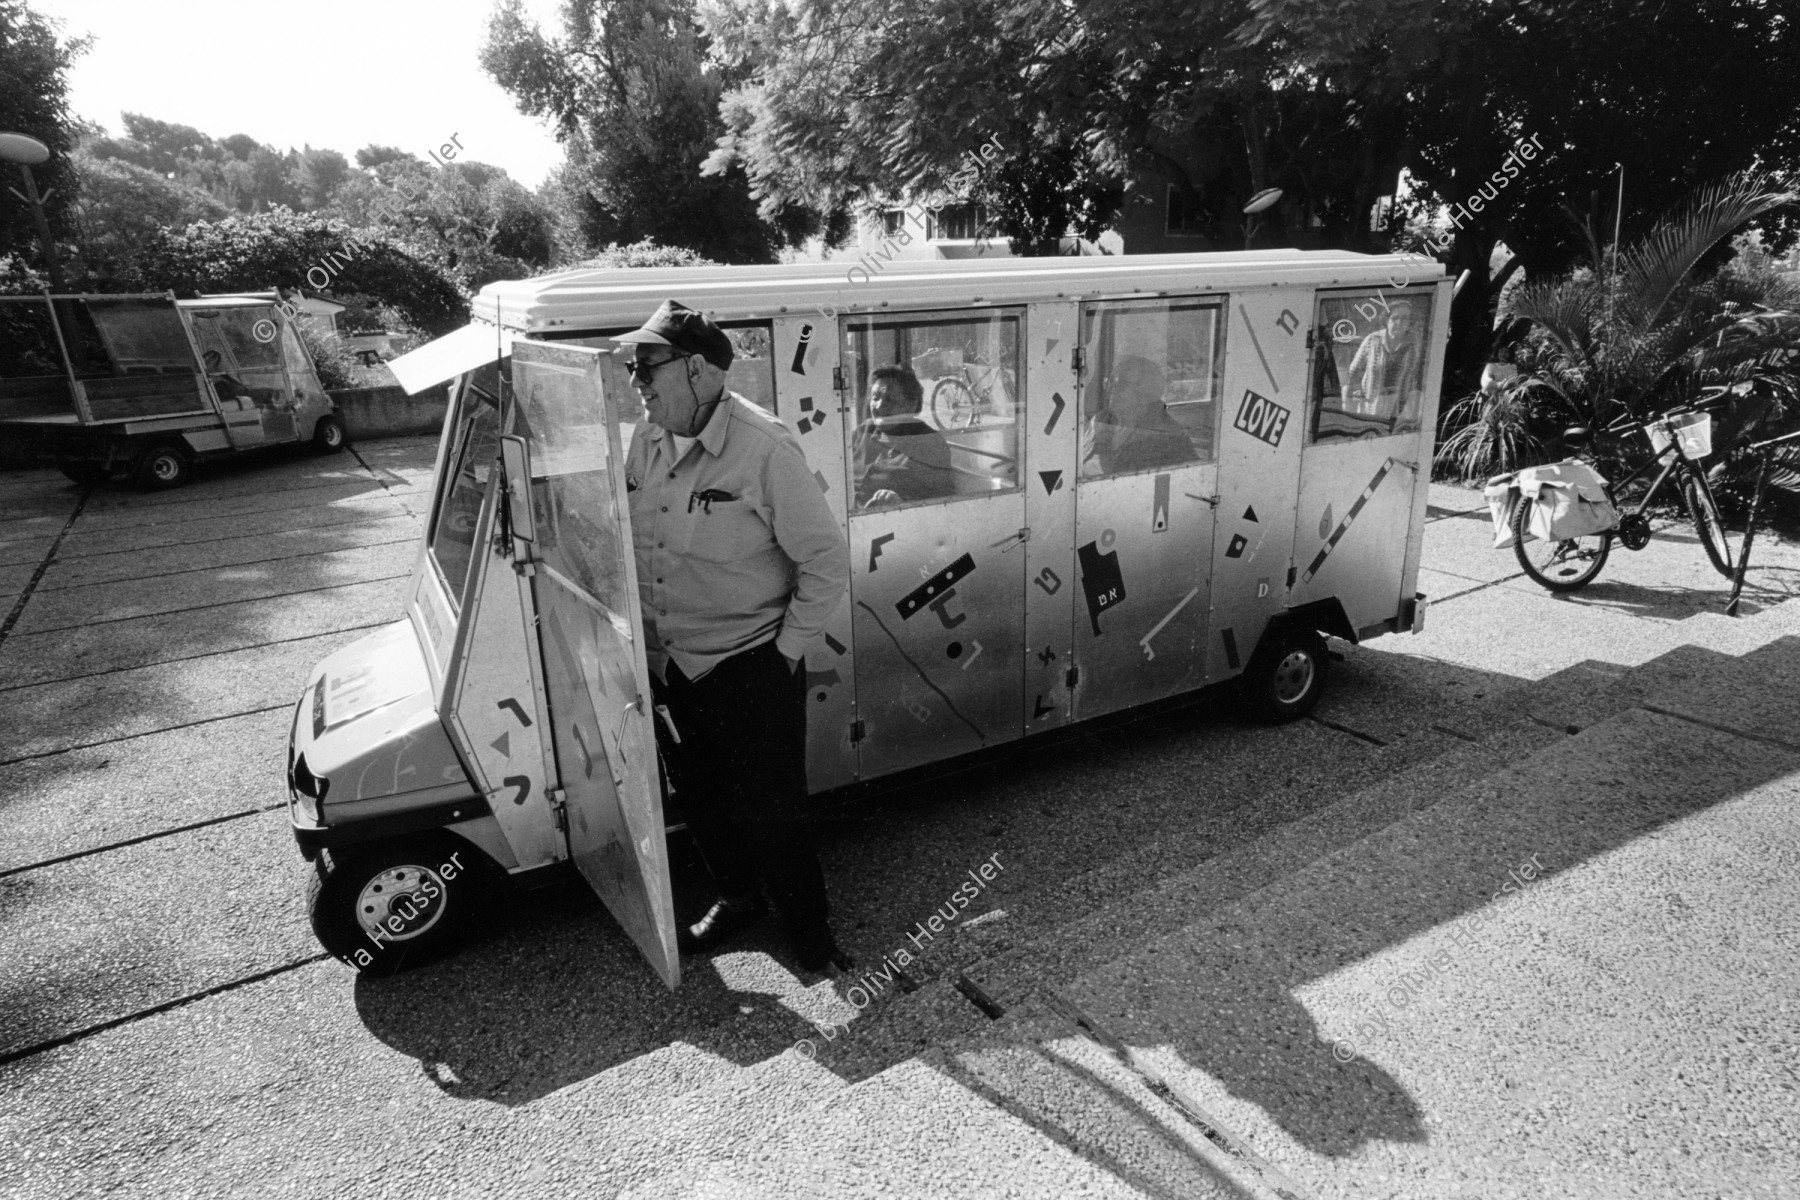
[
  {"x1": 292, "y1": 146, "x2": 352, "y2": 210},
  {"x1": 482, "y1": 0, "x2": 781, "y2": 262},
  {"x1": 69, "y1": 150, "x2": 229, "y2": 281},
  {"x1": 0, "y1": 0, "x2": 87, "y2": 262},
  {"x1": 125, "y1": 208, "x2": 468, "y2": 335}
]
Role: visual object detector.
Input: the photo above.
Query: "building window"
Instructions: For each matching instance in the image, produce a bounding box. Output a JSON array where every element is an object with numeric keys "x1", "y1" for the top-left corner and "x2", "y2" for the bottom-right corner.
[
  {"x1": 927, "y1": 204, "x2": 990, "y2": 241},
  {"x1": 881, "y1": 210, "x2": 907, "y2": 237},
  {"x1": 1165, "y1": 185, "x2": 1207, "y2": 236}
]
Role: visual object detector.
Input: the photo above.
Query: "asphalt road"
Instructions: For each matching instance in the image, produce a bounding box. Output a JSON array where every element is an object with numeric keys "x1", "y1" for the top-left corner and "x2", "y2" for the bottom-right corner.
[{"x1": 2, "y1": 438, "x2": 1797, "y2": 1198}]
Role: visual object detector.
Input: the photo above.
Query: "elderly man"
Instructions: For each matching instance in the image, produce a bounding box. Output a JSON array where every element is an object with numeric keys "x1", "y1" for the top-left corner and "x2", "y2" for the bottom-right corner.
[
  {"x1": 1079, "y1": 354, "x2": 1199, "y2": 476},
  {"x1": 618, "y1": 300, "x2": 852, "y2": 971}
]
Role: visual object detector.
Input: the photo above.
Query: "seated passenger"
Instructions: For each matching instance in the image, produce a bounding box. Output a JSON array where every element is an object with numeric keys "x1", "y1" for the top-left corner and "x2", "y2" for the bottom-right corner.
[
  {"x1": 1080, "y1": 355, "x2": 1198, "y2": 476},
  {"x1": 853, "y1": 364, "x2": 957, "y2": 507}
]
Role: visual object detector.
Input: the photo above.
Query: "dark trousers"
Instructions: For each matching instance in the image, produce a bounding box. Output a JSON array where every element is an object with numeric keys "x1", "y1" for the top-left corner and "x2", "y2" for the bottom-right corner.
[{"x1": 652, "y1": 640, "x2": 830, "y2": 932}]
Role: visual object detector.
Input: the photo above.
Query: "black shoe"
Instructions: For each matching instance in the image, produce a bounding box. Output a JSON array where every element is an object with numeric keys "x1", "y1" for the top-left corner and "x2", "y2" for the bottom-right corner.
[
  {"x1": 792, "y1": 923, "x2": 854, "y2": 973},
  {"x1": 677, "y1": 894, "x2": 768, "y2": 954}
]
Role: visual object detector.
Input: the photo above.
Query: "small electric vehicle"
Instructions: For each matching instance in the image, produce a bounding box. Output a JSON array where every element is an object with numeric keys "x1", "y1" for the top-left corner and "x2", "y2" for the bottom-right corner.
[
  {"x1": 287, "y1": 250, "x2": 1448, "y2": 983},
  {"x1": 0, "y1": 292, "x2": 344, "y2": 488}
]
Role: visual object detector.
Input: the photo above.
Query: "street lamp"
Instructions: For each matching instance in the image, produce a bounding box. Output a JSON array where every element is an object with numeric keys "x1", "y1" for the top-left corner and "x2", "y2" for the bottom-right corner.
[
  {"x1": 1241, "y1": 187, "x2": 1283, "y2": 250},
  {"x1": 0, "y1": 131, "x2": 67, "y2": 291}
]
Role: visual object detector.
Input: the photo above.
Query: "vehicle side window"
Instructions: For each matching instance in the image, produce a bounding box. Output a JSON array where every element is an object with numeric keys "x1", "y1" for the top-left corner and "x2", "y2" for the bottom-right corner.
[
  {"x1": 1077, "y1": 298, "x2": 1224, "y2": 478},
  {"x1": 186, "y1": 307, "x2": 294, "y2": 413},
  {"x1": 428, "y1": 380, "x2": 501, "y2": 609},
  {"x1": 843, "y1": 308, "x2": 1022, "y2": 510},
  {"x1": 1310, "y1": 290, "x2": 1432, "y2": 443},
  {"x1": 724, "y1": 325, "x2": 777, "y2": 416}
]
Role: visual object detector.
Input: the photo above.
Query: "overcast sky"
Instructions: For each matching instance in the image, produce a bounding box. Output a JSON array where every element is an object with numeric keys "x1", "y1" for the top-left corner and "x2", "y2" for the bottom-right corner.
[{"x1": 34, "y1": 0, "x2": 569, "y2": 187}]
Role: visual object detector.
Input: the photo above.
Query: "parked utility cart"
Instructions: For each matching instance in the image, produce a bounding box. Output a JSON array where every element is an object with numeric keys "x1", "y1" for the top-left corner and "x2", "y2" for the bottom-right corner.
[
  {"x1": 0, "y1": 292, "x2": 345, "y2": 488},
  {"x1": 288, "y1": 250, "x2": 1449, "y2": 983}
]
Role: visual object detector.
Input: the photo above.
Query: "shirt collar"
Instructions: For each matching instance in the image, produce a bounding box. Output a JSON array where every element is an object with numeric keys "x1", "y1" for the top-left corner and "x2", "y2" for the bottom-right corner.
[{"x1": 646, "y1": 391, "x2": 735, "y2": 459}]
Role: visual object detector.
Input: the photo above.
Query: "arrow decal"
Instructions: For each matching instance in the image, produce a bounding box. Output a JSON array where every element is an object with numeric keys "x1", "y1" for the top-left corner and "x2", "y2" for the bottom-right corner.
[
  {"x1": 1045, "y1": 391, "x2": 1067, "y2": 436},
  {"x1": 497, "y1": 698, "x2": 532, "y2": 727}
]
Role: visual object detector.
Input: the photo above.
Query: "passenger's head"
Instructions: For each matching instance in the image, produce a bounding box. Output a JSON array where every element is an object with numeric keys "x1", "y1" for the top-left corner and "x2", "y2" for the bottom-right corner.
[
  {"x1": 1106, "y1": 355, "x2": 1167, "y2": 424},
  {"x1": 870, "y1": 364, "x2": 924, "y2": 418},
  {"x1": 1388, "y1": 300, "x2": 1419, "y2": 336}
]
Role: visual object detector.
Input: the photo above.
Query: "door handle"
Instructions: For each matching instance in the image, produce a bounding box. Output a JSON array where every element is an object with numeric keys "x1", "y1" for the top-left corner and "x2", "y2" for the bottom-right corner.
[{"x1": 990, "y1": 527, "x2": 1031, "y2": 554}]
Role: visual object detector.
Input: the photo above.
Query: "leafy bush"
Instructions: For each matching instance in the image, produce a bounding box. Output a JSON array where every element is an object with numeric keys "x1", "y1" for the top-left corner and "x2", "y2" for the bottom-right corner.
[
  {"x1": 564, "y1": 239, "x2": 719, "y2": 271},
  {"x1": 297, "y1": 322, "x2": 361, "y2": 391}
]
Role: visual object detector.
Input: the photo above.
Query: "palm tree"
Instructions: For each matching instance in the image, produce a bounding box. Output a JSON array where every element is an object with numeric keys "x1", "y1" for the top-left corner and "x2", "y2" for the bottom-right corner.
[{"x1": 1436, "y1": 170, "x2": 1800, "y2": 484}]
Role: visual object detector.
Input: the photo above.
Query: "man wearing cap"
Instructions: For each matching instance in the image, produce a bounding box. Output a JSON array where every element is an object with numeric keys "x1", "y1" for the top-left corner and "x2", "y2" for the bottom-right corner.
[{"x1": 618, "y1": 300, "x2": 851, "y2": 971}]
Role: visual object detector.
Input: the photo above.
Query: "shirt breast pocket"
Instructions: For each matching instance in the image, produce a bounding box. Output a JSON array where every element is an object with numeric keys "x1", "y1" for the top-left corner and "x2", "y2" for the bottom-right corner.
[{"x1": 686, "y1": 494, "x2": 767, "y2": 563}]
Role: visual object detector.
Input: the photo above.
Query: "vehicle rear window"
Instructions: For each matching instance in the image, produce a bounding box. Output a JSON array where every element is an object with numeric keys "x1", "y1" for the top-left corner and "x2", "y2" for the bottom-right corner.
[{"x1": 429, "y1": 376, "x2": 501, "y2": 609}]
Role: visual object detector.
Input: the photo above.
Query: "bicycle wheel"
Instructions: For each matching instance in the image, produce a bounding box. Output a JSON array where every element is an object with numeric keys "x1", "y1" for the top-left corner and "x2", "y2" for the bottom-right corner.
[
  {"x1": 929, "y1": 376, "x2": 979, "y2": 429},
  {"x1": 1681, "y1": 471, "x2": 1735, "y2": 577},
  {"x1": 1512, "y1": 496, "x2": 1611, "y2": 592}
]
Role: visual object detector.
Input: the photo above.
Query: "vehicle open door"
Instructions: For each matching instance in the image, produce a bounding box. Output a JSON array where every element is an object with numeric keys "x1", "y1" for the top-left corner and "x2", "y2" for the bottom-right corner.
[{"x1": 506, "y1": 338, "x2": 679, "y2": 988}]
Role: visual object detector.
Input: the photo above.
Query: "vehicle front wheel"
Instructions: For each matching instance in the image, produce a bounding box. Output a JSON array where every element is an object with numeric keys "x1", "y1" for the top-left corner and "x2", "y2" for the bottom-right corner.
[
  {"x1": 132, "y1": 442, "x2": 192, "y2": 490},
  {"x1": 1511, "y1": 495, "x2": 1611, "y2": 592},
  {"x1": 1242, "y1": 623, "x2": 1329, "y2": 723},
  {"x1": 311, "y1": 413, "x2": 348, "y2": 453},
  {"x1": 308, "y1": 835, "x2": 485, "y2": 974}
]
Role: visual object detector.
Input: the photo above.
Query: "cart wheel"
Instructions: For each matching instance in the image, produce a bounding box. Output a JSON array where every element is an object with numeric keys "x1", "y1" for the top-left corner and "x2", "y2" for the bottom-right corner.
[
  {"x1": 312, "y1": 413, "x2": 348, "y2": 453},
  {"x1": 1241, "y1": 623, "x2": 1329, "y2": 723},
  {"x1": 132, "y1": 442, "x2": 192, "y2": 490},
  {"x1": 58, "y1": 461, "x2": 109, "y2": 487},
  {"x1": 308, "y1": 835, "x2": 485, "y2": 975}
]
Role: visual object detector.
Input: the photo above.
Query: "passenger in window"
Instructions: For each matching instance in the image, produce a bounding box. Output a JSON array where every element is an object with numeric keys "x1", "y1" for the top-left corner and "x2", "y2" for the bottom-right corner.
[
  {"x1": 1345, "y1": 300, "x2": 1424, "y2": 418},
  {"x1": 1080, "y1": 355, "x2": 1199, "y2": 476},
  {"x1": 852, "y1": 364, "x2": 957, "y2": 507}
]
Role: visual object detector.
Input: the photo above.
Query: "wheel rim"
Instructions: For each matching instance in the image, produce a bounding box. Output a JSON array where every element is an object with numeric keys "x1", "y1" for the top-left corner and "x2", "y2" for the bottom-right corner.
[
  {"x1": 1272, "y1": 649, "x2": 1315, "y2": 704},
  {"x1": 354, "y1": 863, "x2": 448, "y2": 943},
  {"x1": 1528, "y1": 535, "x2": 1605, "y2": 580},
  {"x1": 151, "y1": 454, "x2": 180, "y2": 482},
  {"x1": 323, "y1": 423, "x2": 342, "y2": 446}
]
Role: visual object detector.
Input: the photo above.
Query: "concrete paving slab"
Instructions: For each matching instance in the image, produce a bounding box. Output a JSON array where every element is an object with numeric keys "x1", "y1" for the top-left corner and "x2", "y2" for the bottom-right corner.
[
  {"x1": 72, "y1": 479, "x2": 408, "y2": 533},
  {"x1": 0, "y1": 810, "x2": 319, "y2": 1058},
  {"x1": 0, "y1": 708, "x2": 291, "y2": 873},
  {"x1": 0, "y1": 533, "x2": 59, "y2": 568},
  {"x1": 1312, "y1": 637, "x2": 1522, "y2": 744},
  {"x1": 1067, "y1": 709, "x2": 1800, "y2": 1199},
  {"x1": 1425, "y1": 482, "x2": 1488, "y2": 520},
  {"x1": 75, "y1": 460, "x2": 383, "y2": 512},
  {"x1": 0, "y1": 628, "x2": 372, "y2": 762},
  {"x1": 53, "y1": 491, "x2": 417, "y2": 558},
  {"x1": 0, "y1": 558, "x2": 38, "y2": 598},
  {"x1": 1380, "y1": 577, "x2": 1692, "y2": 681},
  {"x1": 1639, "y1": 635, "x2": 1800, "y2": 750},
  {"x1": 1492, "y1": 523, "x2": 1800, "y2": 616},
  {"x1": 13, "y1": 544, "x2": 412, "y2": 635},
  {"x1": 0, "y1": 576, "x2": 408, "y2": 688},
  {"x1": 1421, "y1": 507, "x2": 1533, "y2": 584},
  {"x1": 1415, "y1": 564, "x2": 1499, "y2": 604},
  {"x1": 35, "y1": 514, "x2": 422, "y2": 591}
]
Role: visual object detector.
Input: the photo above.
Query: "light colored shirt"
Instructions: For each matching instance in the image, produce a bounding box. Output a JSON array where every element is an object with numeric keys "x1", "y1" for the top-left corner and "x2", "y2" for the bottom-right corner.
[{"x1": 625, "y1": 393, "x2": 849, "y2": 682}]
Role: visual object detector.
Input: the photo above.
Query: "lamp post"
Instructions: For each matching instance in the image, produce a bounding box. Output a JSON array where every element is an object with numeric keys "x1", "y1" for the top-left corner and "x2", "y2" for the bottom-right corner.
[
  {"x1": 1241, "y1": 187, "x2": 1283, "y2": 250},
  {"x1": 0, "y1": 131, "x2": 67, "y2": 292}
]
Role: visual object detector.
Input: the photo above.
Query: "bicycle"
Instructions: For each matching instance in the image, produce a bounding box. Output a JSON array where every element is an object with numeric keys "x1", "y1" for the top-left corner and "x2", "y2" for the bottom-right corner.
[
  {"x1": 914, "y1": 346, "x2": 1016, "y2": 430},
  {"x1": 1724, "y1": 426, "x2": 1800, "y2": 616},
  {"x1": 1506, "y1": 400, "x2": 1736, "y2": 593}
]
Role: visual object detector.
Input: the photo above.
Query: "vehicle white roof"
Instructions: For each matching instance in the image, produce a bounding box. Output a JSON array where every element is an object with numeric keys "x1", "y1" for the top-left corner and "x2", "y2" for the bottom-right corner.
[{"x1": 472, "y1": 249, "x2": 1445, "y2": 333}]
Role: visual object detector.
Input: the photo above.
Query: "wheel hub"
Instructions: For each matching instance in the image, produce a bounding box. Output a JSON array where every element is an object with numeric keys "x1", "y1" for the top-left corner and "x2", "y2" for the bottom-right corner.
[
  {"x1": 354, "y1": 864, "x2": 446, "y2": 943},
  {"x1": 1273, "y1": 650, "x2": 1315, "y2": 703}
]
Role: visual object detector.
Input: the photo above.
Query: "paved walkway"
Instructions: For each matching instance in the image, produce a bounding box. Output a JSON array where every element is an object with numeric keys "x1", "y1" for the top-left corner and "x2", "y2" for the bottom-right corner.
[{"x1": 1, "y1": 449, "x2": 1796, "y2": 1199}]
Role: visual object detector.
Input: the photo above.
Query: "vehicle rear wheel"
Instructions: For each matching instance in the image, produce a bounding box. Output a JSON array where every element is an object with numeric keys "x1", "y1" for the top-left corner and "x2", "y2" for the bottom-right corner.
[
  {"x1": 57, "y1": 460, "x2": 109, "y2": 487},
  {"x1": 132, "y1": 441, "x2": 192, "y2": 490},
  {"x1": 1242, "y1": 623, "x2": 1329, "y2": 723},
  {"x1": 1681, "y1": 472, "x2": 1734, "y2": 577},
  {"x1": 311, "y1": 413, "x2": 348, "y2": 453},
  {"x1": 308, "y1": 834, "x2": 485, "y2": 975},
  {"x1": 1511, "y1": 495, "x2": 1610, "y2": 592}
]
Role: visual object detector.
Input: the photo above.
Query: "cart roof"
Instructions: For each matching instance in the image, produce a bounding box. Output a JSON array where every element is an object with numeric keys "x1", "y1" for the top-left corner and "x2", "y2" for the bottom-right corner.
[{"x1": 473, "y1": 249, "x2": 1446, "y2": 334}]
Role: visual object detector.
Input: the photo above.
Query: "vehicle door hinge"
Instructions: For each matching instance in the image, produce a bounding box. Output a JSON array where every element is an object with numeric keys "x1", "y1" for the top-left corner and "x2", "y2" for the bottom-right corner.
[
  {"x1": 1064, "y1": 664, "x2": 1080, "y2": 690},
  {"x1": 832, "y1": 365, "x2": 847, "y2": 393},
  {"x1": 1071, "y1": 347, "x2": 1085, "y2": 375},
  {"x1": 1286, "y1": 566, "x2": 1297, "y2": 589},
  {"x1": 1305, "y1": 327, "x2": 1315, "y2": 350},
  {"x1": 849, "y1": 719, "x2": 866, "y2": 744},
  {"x1": 547, "y1": 787, "x2": 568, "y2": 832},
  {"x1": 512, "y1": 558, "x2": 537, "y2": 577}
]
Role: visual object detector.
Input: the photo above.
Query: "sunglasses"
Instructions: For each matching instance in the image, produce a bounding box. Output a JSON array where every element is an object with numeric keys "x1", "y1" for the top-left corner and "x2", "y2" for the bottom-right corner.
[{"x1": 624, "y1": 352, "x2": 690, "y2": 381}]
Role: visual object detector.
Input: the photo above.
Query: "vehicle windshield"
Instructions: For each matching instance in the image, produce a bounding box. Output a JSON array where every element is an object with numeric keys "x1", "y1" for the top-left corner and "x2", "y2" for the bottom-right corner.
[{"x1": 429, "y1": 366, "x2": 503, "y2": 609}]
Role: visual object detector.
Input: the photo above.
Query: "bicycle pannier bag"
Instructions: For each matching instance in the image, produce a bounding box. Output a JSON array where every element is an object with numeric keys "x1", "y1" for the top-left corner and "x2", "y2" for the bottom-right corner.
[
  {"x1": 1485, "y1": 473, "x2": 1521, "y2": 548},
  {"x1": 1519, "y1": 461, "x2": 1618, "y2": 543}
]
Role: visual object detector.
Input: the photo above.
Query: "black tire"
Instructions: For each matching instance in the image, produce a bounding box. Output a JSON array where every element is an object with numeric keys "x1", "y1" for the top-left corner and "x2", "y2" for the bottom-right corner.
[
  {"x1": 307, "y1": 835, "x2": 485, "y2": 975},
  {"x1": 1511, "y1": 495, "x2": 1611, "y2": 592},
  {"x1": 311, "y1": 413, "x2": 348, "y2": 453},
  {"x1": 1242, "y1": 623, "x2": 1330, "y2": 723},
  {"x1": 57, "y1": 460, "x2": 108, "y2": 487},
  {"x1": 929, "y1": 376, "x2": 979, "y2": 429},
  {"x1": 1681, "y1": 471, "x2": 1734, "y2": 577},
  {"x1": 132, "y1": 441, "x2": 192, "y2": 490}
]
